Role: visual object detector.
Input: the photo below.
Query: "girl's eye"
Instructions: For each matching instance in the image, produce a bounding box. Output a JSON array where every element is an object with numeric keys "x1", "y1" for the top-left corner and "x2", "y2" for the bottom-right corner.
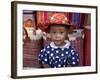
[
  {"x1": 60, "y1": 32, "x2": 64, "y2": 34},
  {"x1": 52, "y1": 32, "x2": 56, "y2": 34}
]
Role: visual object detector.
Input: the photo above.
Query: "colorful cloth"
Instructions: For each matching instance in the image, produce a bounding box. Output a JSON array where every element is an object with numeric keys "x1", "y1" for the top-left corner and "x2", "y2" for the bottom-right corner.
[
  {"x1": 73, "y1": 13, "x2": 80, "y2": 28},
  {"x1": 84, "y1": 27, "x2": 91, "y2": 66},
  {"x1": 39, "y1": 40, "x2": 80, "y2": 68},
  {"x1": 37, "y1": 11, "x2": 90, "y2": 29}
]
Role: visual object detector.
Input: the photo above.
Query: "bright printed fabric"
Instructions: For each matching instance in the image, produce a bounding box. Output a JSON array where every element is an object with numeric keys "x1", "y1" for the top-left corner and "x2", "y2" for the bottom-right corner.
[
  {"x1": 39, "y1": 43, "x2": 80, "y2": 68},
  {"x1": 37, "y1": 11, "x2": 90, "y2": 29}
]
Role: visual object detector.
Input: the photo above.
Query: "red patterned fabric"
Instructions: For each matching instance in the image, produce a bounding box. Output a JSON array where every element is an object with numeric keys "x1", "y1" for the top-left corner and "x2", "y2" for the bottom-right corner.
[
  {"x1": 36, "y1": 11, "x2": 90, "y2": 30},
  {"x1": 49, "y1": 13, "x2": 69, "y2": 25},
  {"x1": 23, "y1": 40, "x2": 43, "y2": 67},
  {"x1": 84, "y1": 27, "x2": 91, "y2": 66}
]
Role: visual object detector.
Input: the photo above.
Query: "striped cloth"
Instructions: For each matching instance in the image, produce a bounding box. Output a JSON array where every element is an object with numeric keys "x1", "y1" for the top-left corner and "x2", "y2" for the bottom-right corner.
[{"x1": 36, "y1": 11, "x2": 90, "y2": 30}]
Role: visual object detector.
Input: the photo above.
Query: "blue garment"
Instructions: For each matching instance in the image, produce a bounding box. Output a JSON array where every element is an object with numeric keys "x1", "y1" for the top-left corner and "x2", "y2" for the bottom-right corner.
[
  {"x1": 39, "y1": 44, "x2": 80, "y2": 68},
  {"x1": 73, "y1": 13, "x2": 80, "y2": 28}
]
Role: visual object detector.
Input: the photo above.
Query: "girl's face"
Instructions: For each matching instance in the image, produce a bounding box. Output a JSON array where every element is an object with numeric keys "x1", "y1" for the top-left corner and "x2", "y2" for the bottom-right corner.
[
  {"x1": 25, "y1": 20, "x2": 33, "y2": 27},
  {"x1": 50, "y1": 25, "x2": 68, "y2": 47}
]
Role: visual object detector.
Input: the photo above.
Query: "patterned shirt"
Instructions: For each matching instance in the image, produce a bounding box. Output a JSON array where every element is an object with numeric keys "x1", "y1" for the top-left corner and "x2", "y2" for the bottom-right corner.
[{"x1": 39, "y1": 40, "x2": 80, "y2": 68}]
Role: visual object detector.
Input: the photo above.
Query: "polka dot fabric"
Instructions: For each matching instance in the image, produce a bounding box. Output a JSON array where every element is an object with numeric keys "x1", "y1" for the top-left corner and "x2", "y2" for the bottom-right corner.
[{"x1": 39, "y1": 45, "x2": 80, "y2": 68}]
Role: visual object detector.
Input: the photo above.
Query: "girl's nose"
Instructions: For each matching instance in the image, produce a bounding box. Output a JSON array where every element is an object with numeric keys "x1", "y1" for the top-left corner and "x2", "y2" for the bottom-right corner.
[{"x1": 55, "y1": 33, "x2": 61, "y2": 39}]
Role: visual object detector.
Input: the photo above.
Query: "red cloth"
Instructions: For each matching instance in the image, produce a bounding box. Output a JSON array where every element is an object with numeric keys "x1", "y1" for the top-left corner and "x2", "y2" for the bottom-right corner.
[
  {"x1": 23, "y1": 40, "x2": 43, "y2": 67},
  {"x1": 37, "y1": 12, "x2": 90, "y2": 30},
  {"x1": 84, "y1": 28, "x2": 91, "y2": 66}
]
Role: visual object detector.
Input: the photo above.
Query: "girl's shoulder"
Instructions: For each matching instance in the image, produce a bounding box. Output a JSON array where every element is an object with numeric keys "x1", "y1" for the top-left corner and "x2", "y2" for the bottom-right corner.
[{"x1": 42, "y1": 44, "x2": 52, "y2": 51}]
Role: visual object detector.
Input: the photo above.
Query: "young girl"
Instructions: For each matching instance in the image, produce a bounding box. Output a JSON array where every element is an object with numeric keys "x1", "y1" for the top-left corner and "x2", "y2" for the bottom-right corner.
[
  {"x1": 23, "y1": 19, "x2": 43, "y2": 40},
  {"x1": 39, "y1": 13, "x2": 80, "y2": 68}
]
